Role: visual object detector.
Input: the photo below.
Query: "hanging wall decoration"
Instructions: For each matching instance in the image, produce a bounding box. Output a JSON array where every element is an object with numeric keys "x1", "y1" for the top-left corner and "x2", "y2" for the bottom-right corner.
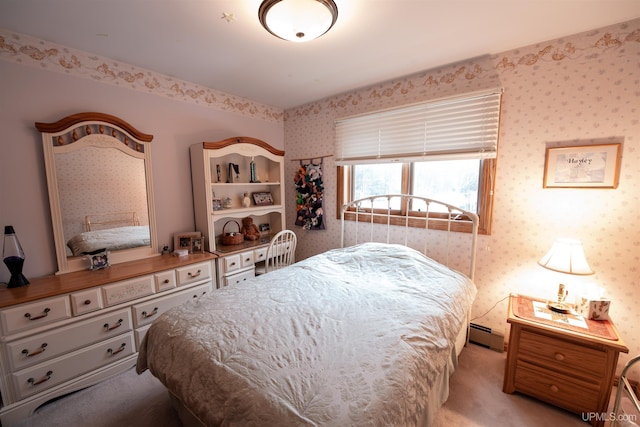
[{"x1": 294, "y1": 160, "x2": 325, "y2": 230}]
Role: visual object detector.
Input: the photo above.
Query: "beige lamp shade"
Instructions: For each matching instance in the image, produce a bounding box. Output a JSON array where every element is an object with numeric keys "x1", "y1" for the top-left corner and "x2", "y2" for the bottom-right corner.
[{"x1": 538, "y1": 238, "x2": 594, "y2": 275}]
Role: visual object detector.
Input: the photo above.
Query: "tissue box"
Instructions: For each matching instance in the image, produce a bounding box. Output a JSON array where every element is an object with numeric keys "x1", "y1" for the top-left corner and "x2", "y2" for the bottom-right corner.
[
  {"x1": 589, "y1": 300, "x2": 611, "y2": 320},
  {"x1": 173, "y1": 248, "x2": 189, "y2": 257}
]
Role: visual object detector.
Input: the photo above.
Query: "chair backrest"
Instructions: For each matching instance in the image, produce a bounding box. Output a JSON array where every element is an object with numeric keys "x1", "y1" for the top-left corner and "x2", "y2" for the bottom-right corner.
[{"x1": 265, "y1": 230, "x2": 297, "y2": 273}]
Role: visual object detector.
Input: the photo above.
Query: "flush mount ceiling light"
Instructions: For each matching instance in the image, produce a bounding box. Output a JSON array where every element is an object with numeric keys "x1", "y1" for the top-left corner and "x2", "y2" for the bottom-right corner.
[{"x1": 259, "y1": 0, "x2": 338, "y2": 42}]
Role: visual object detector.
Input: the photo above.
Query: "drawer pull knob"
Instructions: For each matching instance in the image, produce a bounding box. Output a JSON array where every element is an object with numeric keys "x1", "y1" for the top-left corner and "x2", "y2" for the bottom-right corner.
[
  {"x1": 24, "y1": 308, "x2": 51, "y2": 321},
  {"x1": 22, "y1": 343, "x2": 48, "y2": 357},
  {"x1": 554, "y1": 353, "x2": 565, "y2": 361},
  {"x1": 163, "y1": 279, "x2": 170, "y2": 284},
  {"x1": 142, "y1": 307, "x2": 158, "y2": 318},
  {"x1": 108, "y1": 343, "x2": 126, "y2": 356},
  {"x1": 84, "y1": 299, "x2": 92, "y2": 305},
  {"x1": 188, "y1": 270, "x2": 202, "y2": 278},
  {"x1": 550, "y1": 384, "x2": 559, "y2": 393},
  {"x1": 104, "y1": 319, "x2": 124, "y2": 331},
  {"x1": 28, "y1": 371, "x2": 53, "y2": 386}
]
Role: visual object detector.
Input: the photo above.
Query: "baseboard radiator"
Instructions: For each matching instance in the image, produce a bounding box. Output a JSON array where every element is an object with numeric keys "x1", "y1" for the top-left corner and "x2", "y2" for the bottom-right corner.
[{"x1": 469, "y1": 323, "x2": 504, "y2": 352}]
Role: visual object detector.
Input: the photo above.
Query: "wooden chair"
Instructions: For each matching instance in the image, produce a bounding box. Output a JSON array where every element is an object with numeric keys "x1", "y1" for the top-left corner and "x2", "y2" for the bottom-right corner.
[{"x1": 255, "y1": 230, "x2": 297, "y2": 275}]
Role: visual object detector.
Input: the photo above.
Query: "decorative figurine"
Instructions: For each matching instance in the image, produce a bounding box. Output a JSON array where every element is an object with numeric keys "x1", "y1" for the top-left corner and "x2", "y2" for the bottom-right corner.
[{"x1": 242, "y1": 192, "x2": 251, "y2": 208}]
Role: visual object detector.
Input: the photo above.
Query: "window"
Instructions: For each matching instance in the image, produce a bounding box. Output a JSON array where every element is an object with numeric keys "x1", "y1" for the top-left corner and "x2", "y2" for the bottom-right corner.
[{"x1": 335, "y1": 89, "x2": 501, "y2": 235}]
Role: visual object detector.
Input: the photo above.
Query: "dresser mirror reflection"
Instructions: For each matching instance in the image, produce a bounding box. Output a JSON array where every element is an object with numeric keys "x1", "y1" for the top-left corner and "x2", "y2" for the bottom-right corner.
[{"x1": 36, "y1": 112, "x2": 158, "y2": 274}]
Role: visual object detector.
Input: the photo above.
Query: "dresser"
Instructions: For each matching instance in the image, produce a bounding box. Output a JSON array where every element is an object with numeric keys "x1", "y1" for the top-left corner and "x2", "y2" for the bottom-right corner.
[
  {"x1": 0, "y1": 253, "x2": 216, "y2": 425},
  {"x1": 503, "y1": 294, "x2": 628, "y2": 427},
  {"x1": 190, "y1": 136, "x2": 285, "y2": 288}
]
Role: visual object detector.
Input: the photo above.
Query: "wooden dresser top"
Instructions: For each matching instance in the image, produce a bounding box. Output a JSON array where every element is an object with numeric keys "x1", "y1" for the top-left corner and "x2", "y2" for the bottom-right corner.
[{"x1": 0, "y1": 253, "x2": 216, "y2": 308}]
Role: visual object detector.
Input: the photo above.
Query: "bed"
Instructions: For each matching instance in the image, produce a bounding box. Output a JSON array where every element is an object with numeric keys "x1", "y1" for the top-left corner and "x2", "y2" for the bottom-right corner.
[
  {"x1": 137, "y1": 195, "x2": 479, "y2": 427},
  {"x1": 66, "y1": 212, "x2": 150, "y2": 256}
]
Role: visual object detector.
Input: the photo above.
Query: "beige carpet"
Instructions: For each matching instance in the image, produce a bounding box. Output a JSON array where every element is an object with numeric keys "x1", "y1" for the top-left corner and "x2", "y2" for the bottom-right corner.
[{"x1": 13, "y1": 343, "x2": 608, "y2": 426}]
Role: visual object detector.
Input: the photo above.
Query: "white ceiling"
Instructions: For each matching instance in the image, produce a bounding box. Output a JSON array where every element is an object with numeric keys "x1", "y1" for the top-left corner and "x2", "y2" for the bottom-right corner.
[{"x1": 1, "y1": 0, "x2": 639, "y2": 109}]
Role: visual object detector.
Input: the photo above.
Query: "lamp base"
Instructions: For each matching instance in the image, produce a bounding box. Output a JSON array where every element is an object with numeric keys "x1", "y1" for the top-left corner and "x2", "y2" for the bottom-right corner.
[{"x1": 547, "y1": 301, "x2": 571, "y2": 314}]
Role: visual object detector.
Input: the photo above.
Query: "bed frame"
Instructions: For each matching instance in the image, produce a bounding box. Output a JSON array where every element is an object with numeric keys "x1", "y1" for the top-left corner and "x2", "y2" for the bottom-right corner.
[
  {"x1": 341, "y1": 194, "x2": 479, "y2": 280},
  {"x1": 85, "y1": 211, "x2": 141, "y2": 231},
  {"x1": 612, "y1": 354, "x2": 640, "y2": 426}
]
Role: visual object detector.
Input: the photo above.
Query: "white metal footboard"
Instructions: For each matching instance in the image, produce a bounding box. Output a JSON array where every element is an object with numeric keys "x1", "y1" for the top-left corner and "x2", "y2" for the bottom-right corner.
[{"x1": 340, "y1": 194, "x2": 479, "y2": 280}]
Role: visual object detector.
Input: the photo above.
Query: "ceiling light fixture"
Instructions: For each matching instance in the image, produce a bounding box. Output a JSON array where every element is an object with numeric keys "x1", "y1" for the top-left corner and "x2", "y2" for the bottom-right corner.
[{"x1": 258, "y1": 0, "x2": 338, "y2": 43}]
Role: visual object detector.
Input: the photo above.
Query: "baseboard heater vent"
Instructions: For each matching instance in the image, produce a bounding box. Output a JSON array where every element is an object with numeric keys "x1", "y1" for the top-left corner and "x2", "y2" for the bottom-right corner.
[{"x1": 469, "y1": 323, "x2": 504, "y2": 352}]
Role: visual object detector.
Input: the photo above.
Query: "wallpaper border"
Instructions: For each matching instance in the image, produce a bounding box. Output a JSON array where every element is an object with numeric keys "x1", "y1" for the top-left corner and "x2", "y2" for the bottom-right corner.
[{"x1": 0, "y1": 29, "x2": 284, "y2": 124}]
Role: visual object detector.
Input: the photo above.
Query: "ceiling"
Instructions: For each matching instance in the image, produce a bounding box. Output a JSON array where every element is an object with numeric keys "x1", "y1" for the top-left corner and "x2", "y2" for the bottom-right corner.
[{"x1": 1, "y1": 0, "x2": 639, "y2": 110}]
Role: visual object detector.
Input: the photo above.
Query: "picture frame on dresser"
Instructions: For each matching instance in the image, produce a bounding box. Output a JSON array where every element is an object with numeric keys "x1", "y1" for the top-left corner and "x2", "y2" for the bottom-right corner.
[
  {"x1": 190, "y1": 237, "x2": 204, "y2": 254},
  {"x1": 174, "y1": 232, "x2": 201, "y2": 253},
  {"x1": 86, "y1": 248, "x2": 110, "y2": 271}
]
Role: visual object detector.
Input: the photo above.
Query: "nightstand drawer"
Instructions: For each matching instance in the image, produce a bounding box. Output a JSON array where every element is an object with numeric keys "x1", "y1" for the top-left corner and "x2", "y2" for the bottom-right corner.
[
  {"x1": 515, "y1": 360, "x2": 600, "y2": 414},
  {"x1": 518, "y1": 329, "x2": 606, "y2": 378}
]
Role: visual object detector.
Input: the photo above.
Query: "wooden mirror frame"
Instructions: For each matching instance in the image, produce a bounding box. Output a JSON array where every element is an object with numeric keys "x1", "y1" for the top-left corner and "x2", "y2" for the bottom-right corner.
[{"x1": 36, "y1": 112, "x2": 159, "y2": 274}]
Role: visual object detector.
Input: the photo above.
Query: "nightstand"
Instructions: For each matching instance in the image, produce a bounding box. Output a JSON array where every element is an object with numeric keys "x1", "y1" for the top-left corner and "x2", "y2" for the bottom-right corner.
[{"x1": 503, "y1": 294, "x2": 628, "y2": 427}]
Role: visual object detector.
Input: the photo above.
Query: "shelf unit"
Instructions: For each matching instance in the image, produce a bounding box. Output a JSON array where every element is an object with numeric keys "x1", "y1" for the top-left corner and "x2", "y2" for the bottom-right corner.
[{"x1": 190, "y1": 137, "x2": 286, "y2": 254}]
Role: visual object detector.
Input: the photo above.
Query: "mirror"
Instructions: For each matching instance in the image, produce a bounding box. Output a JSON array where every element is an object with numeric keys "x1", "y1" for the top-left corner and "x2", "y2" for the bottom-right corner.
[{"x1": 37, "y1": 112, "x2": 158, "y2": 274}]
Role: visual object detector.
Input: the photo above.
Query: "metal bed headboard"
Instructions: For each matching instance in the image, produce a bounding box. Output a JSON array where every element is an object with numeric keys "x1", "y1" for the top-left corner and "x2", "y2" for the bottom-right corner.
[
  {"x1": 340, "y1": 194, "x2": 479, "y2": 280},
  {"x1": 85, "y1": 212, "x2": 141, "y2": 231}
]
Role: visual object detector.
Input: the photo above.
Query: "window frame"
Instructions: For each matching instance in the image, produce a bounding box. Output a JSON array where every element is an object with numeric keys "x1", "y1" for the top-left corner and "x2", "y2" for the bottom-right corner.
[{"x1": 336, "y1": 158, "x2": 496, "y2": 235}]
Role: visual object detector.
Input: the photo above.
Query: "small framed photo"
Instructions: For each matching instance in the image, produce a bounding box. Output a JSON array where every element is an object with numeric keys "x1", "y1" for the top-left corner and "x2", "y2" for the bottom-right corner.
[
  {"x1": 190, "y1": 236, "x2": 204, "y2": 253},
  {"x1": 85, "y1": 248, "x2": 110, "y2": 271},
  {"x1": 173, "y1": 232, "x2": 201, "y2": 253},
  {"x1": 543, "y1": 143, "x2": 622, "y2": 188},
  {"x1": 259, "y1": 223, "x2": 270, "y2": 233},
  {"x1": 212, "y1": 198, "x2": 223, "y2": 211},
  {"x1": 252, "y1": 192, "x2": 274, "y2": 206}
]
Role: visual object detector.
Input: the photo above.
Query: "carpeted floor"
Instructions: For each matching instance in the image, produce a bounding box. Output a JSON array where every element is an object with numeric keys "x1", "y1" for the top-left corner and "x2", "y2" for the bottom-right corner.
[{"x1": 13, "y1": 343, "x2": 616, "y2": 426}]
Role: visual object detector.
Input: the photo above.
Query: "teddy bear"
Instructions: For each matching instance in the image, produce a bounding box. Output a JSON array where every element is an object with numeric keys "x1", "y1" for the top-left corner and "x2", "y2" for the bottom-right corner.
[{"x1": 241, "y1": 216, "x2": 261, "y2": 241}]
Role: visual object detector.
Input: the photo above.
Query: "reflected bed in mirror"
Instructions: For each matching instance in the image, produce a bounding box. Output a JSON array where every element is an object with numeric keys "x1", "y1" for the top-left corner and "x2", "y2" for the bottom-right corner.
[
  {"x1": 66, "y1": 212, "x2": 150, "y2": 256},
  {"x1": 36, "y1": 112, "x2": 158, "y2": 274}
]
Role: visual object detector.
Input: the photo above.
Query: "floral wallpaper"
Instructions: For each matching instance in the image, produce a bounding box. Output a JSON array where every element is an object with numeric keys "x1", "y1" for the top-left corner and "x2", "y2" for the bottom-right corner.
[{"x1": 283, "y1": 18, "x2": 640, "y2": 375}]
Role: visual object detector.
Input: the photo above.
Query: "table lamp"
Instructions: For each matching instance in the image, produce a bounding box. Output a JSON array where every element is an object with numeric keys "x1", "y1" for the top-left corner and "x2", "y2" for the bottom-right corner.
[
  {"x1": 3, "y1": 225, "x2": 30, "y2": 288},
  {"x1": 538, "y1": 238, "x2": 593, "y2": 313}
]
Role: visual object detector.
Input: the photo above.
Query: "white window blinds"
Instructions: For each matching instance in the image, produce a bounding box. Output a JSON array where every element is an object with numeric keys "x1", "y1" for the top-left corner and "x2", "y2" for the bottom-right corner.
[{"x1": 335, "y1": 89, "x2": 502, "y2": 165}]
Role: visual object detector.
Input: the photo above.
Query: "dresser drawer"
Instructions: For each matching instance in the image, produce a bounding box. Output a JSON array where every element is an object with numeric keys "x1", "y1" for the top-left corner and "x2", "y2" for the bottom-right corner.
[
  {"x1": 154, "y1": 270, "x2": 176, "y2": 292},
  {"x1": 239, "y1": 250, "x2": 255, "y2": 269},
  {"x1": 12, "y1": 333, "x2": 135, "y2": 400},
  {"x1": 6, "y1": 309, "x2": 132, "y2": 371},
  {"x1": 221, "y1": 254, "x2": 241, "y2": 274},
  {"x1": 223, "y1": 268, "x2": 255, "y2": 287},
  {"x1": 518, "y1": 329, "x2": 606, "y2": 378},
  {"x1": 132, "y1": 283, "x2": 212, "y2": 328},
  {"x1": 70, "y1": 288, "x2": 103, "y2": 316},
  {"x1": 176, "y1": 261, "x2": 212, "y2": 286},
  {"x1": 102, "y1": 275, "x2": 155, "y2": 306},
  {"x1": 515, "y1": 360, "x2": 600, "y2": 414},
  {"x1": 1, "y1": 296, "x2": 71, "y2": 335},
  {"x1": 254, "y1": 247, "x2": 268, "y2": 263}
]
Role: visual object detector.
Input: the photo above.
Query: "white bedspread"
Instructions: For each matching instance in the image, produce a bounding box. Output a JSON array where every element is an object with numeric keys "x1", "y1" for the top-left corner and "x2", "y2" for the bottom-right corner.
[
  {"x1": 137, "y1": 243, "x2": 477, "y2": 427},
  {"x1": 66, "y1": 225, "x2": 150, "y2": 256}
]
